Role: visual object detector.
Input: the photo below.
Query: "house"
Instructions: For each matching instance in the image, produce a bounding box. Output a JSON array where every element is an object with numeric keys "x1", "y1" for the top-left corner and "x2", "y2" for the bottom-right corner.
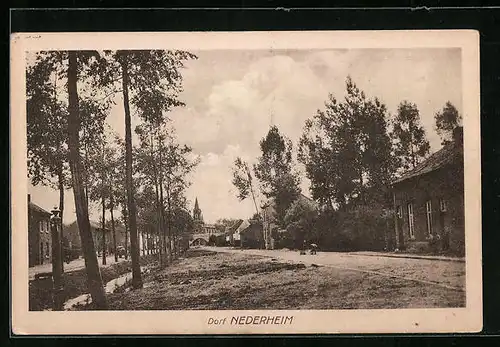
[
  {"x1": 239, "y1": 219, "x2": 264, "y2": 249},
  {"x1": 64, "y1": 220, "x2": 111, "y2": 255},
  {"x1": 28, "y1": 194, "x2": 52, "y2": 267},
  {"x1": 392, "y1": 127, "x2": 464, "y2": 255},
  {"x1": 225, "y1": 219, "x2": 244, "y2": 246},
  {"x1": 261, "y1": 193, "x2": 316, "y2": 250}
]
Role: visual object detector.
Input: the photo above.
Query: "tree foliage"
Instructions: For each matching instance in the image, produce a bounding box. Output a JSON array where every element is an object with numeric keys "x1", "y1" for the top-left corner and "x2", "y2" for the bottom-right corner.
[
  {"x1": 391, "y1": 100, "x2": 431, "y2": 172},
  {"x1": 283, "y1": 198, "x2": 319, "y2": 249},
  {"x1": 299, "y1": 76, "x2": 396, "y2": 210},
  {"x1": 435, "y1": 101, "x2": 462, "y2": 146},
  {"x1": 254, "y1": 126, "x2": 301, "y2": 227}
]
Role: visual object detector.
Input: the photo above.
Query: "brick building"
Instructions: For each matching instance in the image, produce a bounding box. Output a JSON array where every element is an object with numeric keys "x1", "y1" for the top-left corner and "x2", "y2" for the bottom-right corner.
[
  {"x1": 28, "y1": 194, "x2": 52, "y2": 267},
  {"x1": 64, "y1": 220, "x2": 112, "y2": 255},
  {"x1": 392, "y1": 127, "x2": 464, "y2": 255}
]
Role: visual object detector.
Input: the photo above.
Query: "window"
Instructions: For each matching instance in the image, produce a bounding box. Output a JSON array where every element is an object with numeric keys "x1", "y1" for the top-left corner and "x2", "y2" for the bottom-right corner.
[
  {"x1": 396, "y1": 206, "x2": 402, "y2": 218},
  {"x1": 426, "y1": 200, "x2": 433, "y2": 235},
  {"x1": 46, "y1": 242, "x2": 50, "y2": 257},
  {"x1": 407, "y1": 203, "x2": 415, "y2": 238},
  {"x1": 439, "y1": 199, "x2": 448, "y2": 212}
]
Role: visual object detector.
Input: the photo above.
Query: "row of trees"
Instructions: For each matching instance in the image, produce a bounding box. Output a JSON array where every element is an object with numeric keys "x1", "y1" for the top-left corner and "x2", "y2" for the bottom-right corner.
[
  {"x1": 27, "y1": 49, "x2": 198, "y2": 309},
  {"x1": 232, "y1": 76, "x2": 461, "y2": 251}
]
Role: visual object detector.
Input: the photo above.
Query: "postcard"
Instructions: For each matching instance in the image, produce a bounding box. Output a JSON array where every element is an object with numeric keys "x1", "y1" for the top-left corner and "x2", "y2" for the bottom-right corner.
[{"x1": 11, "y1": 30, "x2": 481, "y2": 334}]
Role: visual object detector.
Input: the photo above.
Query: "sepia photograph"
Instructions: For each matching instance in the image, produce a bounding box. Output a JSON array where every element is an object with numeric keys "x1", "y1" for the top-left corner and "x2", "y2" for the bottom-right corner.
[{"x1": 11, "y1": 30, "x2": 481, "y2": 334}]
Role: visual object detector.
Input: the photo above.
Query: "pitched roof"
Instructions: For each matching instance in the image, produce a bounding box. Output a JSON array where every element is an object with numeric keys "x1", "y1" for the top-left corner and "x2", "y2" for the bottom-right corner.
[
  {"x1": 225, "y1": 219, "x2": 244, "y2": 235},
  {"x1": 29, "y1": 202, "x2": 52, "y2": 216},
  {"x1": 392, "y1": 142, "x2": 463, "y2": 185}
]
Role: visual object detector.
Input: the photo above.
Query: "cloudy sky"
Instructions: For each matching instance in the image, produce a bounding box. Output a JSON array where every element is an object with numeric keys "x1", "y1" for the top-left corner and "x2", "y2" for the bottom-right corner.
[{"x1": 28, "y1": 48, "x2": 462, "y2": 224}]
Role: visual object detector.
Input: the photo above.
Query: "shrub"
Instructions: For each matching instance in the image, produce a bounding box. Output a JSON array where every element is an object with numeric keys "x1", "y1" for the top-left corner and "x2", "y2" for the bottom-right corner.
[{"x1": 315, "y1": 205, "x2": 390, "y2": 252}]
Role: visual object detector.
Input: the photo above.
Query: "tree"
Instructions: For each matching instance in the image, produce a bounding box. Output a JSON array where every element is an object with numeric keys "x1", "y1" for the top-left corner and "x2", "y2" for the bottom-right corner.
[
  {"x1": 231, "y1": 157, "x2": 260, "y2": 217},
  {"x1": 170, "y1": 207, "x2": 194, "y2": 255},
  {"x1": 160, "y1": 133, "x2": 199, "y2": 260},
  {"x1": 67, "y1": 51, "x2": 108, "y2": 309},
  {"x1": 299, "y1": 76, "x2": 396, "y2": 210},
  {"x1": 284, "y1": 198, "x2": 319, "y2": 249},
  {"x1": 108, "y1": 50, "x2": 197, "y2": 286},
  {"x1": 27, "y1": 51, "x2": 110, "y2": 308},
  {"x1": 26, "y1": 55, "x2": 71, "y2": 274},
  {"x1": 435, "y1": 101, "x2": 462, "y2": 146},
  {"x1": 391, "y1": 101, "x2": 431, "y2": 172},
  {"x1": 254, "y1": 126, "x2": 301, "y2": 227},
  {"x1": 136, "y1": 122, "x2": 199, "y2": 263}
]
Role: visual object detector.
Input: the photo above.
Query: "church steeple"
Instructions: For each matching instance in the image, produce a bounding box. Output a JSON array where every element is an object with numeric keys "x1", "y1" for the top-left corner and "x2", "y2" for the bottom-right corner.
[{"x1": 193, "y1": 197, "x2": 203, "y2": 223}]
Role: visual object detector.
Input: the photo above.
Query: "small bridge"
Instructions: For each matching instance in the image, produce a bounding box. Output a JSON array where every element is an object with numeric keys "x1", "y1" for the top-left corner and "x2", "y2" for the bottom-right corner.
[{"x1": 190, "y1": 232, "x2": 225, "y2": 246}]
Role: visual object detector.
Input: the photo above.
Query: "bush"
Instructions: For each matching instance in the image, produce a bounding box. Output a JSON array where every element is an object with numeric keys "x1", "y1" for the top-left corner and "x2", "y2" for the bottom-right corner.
[{"x1": 315, "y1": 205, "x2": 389, "y2": 252}]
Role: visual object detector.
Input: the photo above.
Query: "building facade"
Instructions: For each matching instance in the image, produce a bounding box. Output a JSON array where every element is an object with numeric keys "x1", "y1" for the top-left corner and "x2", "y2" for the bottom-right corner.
[
  {"x1": 392, "y1": 128, "x2": 465, "y2": 255},
  {"x1": 240, "y1": 219, "x2": 264, "y2": 249},
  {"x1": 64, "y1": 220, "x2": 112, "y2": 255},
  {"x1": 28, "y1": 195, "x2": 52, "y2": 267}
]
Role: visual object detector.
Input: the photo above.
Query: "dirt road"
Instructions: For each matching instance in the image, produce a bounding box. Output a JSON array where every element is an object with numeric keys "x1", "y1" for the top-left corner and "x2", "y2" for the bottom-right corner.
[
  {"x1": 101, "y1": 248, "x2": 465, "y2": 310},
  {"x1": 200, "y1": 246, "x2": 465, "y2": 291}
]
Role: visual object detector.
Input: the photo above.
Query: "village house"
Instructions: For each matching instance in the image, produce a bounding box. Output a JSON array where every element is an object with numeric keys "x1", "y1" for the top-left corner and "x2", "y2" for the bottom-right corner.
[
  {"x1": 64, "y1": 220, "x2": 113, "y2": 256},
  {"x1": 392, "y1": 127, "x2": 465, "y2": 255},
  {"x1": 225, "y1": 219, "x2": 244, "y2": 246},
  {"x1": 239, "y1": 219, "x2": 264, "y2": 249},
  {"x1": 28, "y1": 194, "x2": 52, "y2": 267}
]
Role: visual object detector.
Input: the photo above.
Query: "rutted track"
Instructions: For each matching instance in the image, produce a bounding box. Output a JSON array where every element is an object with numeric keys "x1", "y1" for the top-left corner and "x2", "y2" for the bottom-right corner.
[{"x1": 200, "y1": 247, "x2": 465, "y2": 292}]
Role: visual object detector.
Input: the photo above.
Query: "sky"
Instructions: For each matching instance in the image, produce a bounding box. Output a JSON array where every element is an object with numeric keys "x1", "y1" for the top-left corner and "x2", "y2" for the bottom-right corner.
[{"x1": 27, "y1": 48, "x2": 462, "y2": 225}]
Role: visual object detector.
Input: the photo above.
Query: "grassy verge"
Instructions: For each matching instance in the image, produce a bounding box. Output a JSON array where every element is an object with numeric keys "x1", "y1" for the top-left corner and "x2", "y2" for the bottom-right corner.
[{"x1": 29, "y1": 254, "x2": 158, "y2": 311}]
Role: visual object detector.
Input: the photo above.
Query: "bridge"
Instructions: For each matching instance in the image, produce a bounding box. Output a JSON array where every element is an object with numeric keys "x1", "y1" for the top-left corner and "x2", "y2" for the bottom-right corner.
[{"x1": 190, "y1": 232, "x2": 225, "y2": 246}]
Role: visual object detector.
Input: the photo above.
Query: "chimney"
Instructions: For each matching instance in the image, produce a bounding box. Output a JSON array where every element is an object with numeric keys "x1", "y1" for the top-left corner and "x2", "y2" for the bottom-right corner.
[
  {"x1": 28, "y1": 194, "x2": 31, "y2": 204},
  {"x1": 453, "y1": 126, "x2": 463, "y2": 147}
]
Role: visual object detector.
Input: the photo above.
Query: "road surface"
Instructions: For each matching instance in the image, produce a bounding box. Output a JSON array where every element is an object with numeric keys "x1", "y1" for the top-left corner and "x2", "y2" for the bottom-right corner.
[
  {"x1": 200, "y1": 246, "x2": 465, "y2": 291},
  {"x1": 29, "y1": 254, "x2": 127, "y2": 280}
]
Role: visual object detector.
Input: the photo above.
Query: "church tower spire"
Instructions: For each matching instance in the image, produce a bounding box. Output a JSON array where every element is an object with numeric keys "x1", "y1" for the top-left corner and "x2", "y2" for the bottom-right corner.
[{"x1": 193, "y1": 197, "x2": 203, "y2": 222}]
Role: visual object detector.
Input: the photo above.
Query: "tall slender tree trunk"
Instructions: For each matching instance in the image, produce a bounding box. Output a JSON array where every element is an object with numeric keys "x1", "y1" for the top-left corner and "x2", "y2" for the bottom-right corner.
[
  {"x1": 58, "y1": 168, "x2": 65, "y2": 273},
  {"x1": 151, "y1": 132, "x2": 164, "y2": 266},
  {"x1": 110, "y1": 189, "x2": 118, "y2": 263},
  {"x1": 67, "y1": 51, "x2": 107, "y2": 309},
  {"x1": 123, "y1": 206, "x2": 129, "y2": 260},
  {"x1": 120, "y1": 55, "x2": 143, "y2": 289},
  {"x1": 50, "y1": 213, "x2": 64, "y2": 310},
  {"x1": 101, "y1": 194, "x2": 106, "y2": 265},
  {"x1": 158, "y1": 137, "x2": 170, "y2": 262},
  {"x1": 82, "y1": 128, "x2": 90, "y2": 209},
  {"x1": 101, "y1": 141, "x2": 107, "y2": 266},
  {"x1": 166, "y1": 182, "x2": 173, "y2": 260}
]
